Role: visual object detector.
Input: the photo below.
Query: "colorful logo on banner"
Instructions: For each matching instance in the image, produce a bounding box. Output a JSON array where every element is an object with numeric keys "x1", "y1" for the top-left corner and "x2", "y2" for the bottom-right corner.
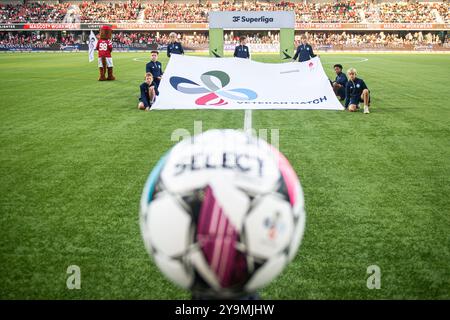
[{"x1": 170, "y1": 70, "x2": 257, "y2": 106}]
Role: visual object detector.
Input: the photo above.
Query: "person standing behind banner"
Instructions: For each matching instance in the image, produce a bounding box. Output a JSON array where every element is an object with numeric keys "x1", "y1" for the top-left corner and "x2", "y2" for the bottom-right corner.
[
  {"x1": 146, "y1": 50, "x2": 163, "y2": 89},
  {"x1": 167, "y1": 32, "x2": 184, "y2": 58},
  {"x1": 293, "y1": 35, "x2": 316, "y2": 62},
  {"x1": 234, "y1": 36, "x2": 250, "y2": 59}
]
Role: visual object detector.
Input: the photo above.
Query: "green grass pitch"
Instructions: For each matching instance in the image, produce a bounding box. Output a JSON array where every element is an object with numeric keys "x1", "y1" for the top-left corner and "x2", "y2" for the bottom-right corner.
[{"x1": 0, "y1": 52, "x2": 449, "y2": 299}]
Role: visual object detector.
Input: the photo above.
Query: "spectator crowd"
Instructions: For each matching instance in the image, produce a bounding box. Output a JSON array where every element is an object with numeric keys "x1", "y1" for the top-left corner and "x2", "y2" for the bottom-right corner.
[
  {"x1": 78, "y1": 1, "x2": 142, "y2": 23},
  {"x1": 0, "y1": 32, "x2": 58, "y2": 47},
  {"x1": 0, "y1": 2, "x2": 70, "y2": 23},
  {"x1": 1, "y1": 30, "x2": 446, "y2": 48},
  {"x1": 0, "y1": 31, "x2": 83, "y2": 47},
  {"x1": 302, "y1": 31, "x2": 443, "y2": 46},
  {"x1": 113, "y1": 32, "x2": 208, "y2": 46},
  {"x1": 0, "y1": 1, "x2": 448, "y2": 24},
  {"x1": 0, "y1": 0, "x2": 448, "y2": 49}
]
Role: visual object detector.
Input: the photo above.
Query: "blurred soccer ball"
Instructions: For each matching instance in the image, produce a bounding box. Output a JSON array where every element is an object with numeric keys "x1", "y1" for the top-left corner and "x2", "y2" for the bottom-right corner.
[{"x1": 139, "y1": 129, "x2": 306, "y2": 298}]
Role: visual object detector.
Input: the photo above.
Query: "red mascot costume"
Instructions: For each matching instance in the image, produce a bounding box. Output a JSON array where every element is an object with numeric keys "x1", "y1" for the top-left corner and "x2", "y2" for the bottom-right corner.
[{"x1": 96, "y1": 25, "x2": 115, "y2": 81}]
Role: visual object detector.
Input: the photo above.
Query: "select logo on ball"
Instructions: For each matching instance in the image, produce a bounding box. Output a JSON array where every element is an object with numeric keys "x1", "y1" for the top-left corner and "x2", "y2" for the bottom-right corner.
[{"x1": 139, "y1": 129, "x2": 306, "y2": 298}]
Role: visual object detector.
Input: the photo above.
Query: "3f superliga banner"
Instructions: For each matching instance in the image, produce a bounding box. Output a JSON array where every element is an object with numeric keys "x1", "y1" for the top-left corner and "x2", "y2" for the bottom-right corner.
[{"x1": 152, "y1": 55, "x2": 344, "y2": 110}]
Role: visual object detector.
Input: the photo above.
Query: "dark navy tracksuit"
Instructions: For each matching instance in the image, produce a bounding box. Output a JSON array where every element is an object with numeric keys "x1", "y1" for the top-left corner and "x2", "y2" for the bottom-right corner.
[
  {"x1": 293, "y1": 43, "x2": 316, "y2": 62},
  {"x1": 167, "y1": 41, "x2": 184, "y2": 57},
  {"x1": 146, "y1": 60, "x2": 163, "y2": 88},
  {"x1": 139, "y1": 81, "x2": 159, "y2": 108},
  {"x1": 344, "y1": 78, "x2": 369, "y2": 109},
  {"x1": 234, "y1": 45, "x2": 250, "y2": 59},
  {"x1": 334, "y1": 72, "x2": 348, "y2": 99}
]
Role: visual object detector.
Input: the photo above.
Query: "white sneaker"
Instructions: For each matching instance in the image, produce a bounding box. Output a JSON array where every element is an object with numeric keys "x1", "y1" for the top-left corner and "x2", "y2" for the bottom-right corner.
[{"x1": 364, "y1": 105, "x2": 370, "y2": 114}]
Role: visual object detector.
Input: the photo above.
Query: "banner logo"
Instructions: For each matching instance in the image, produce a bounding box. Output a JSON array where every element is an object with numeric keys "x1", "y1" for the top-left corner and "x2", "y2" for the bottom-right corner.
[{"x1": 170, "y1": 70, "x2": 257, "y2": 106}]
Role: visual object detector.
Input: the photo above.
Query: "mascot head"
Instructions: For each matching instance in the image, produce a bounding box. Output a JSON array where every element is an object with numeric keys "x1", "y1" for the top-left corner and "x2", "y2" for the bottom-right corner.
[{"x1": 99, "y1": 25, "x2": 112, "y2": 40}]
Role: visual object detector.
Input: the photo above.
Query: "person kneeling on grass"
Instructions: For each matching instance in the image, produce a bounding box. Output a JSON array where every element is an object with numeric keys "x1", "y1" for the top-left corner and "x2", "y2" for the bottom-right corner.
[
  {"x1": 344, "y1": 68, "x2": 371, "y2": 114},
  {"x1": 138, "y1": 73, "x2": 159, "y2": 111},
  {"x1": 332, "y1": 64, "x2": 347, "y2": 100}
]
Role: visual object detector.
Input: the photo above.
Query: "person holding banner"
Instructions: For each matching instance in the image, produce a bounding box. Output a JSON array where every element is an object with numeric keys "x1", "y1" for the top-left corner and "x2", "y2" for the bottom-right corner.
[
  {"x1": 344, "y1": 68, "x2": 371, "y2": 114},
  {"x1": 293, "y1": 35, "x2": 316, "y2": 62},
  {"x1": 332, "y1": 64, "x2": 348, "y2": 100},
  {"x1": 167, "y1": 32, "x2": 184, "y2": 58},
  {"x1": 138, "y1": 73, "x2": 159, "y2": 111},
  {"x1": 233, "y1": 36, "x2": 250, "y2": 59}
]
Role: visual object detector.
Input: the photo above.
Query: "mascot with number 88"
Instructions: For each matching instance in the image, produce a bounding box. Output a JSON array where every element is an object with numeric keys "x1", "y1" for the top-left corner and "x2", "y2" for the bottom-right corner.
[{"x1": 96, "y1": 25, "x2": 115, "y2": 81}]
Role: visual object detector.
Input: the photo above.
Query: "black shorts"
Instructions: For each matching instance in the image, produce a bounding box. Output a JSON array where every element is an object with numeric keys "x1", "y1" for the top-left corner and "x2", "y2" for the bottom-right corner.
[
  {"x1": 139, "y1": 98, "x2": 150, "y2": 107},
  {"x1": 337, "y1": 87, "x2": 346, "y2": 99},
  {"x1": 349, "y1": 91, "x2": 370, "y2": 105},
  {"x1": 349, "y1": 97, "x2": 363, "y2": 105}
]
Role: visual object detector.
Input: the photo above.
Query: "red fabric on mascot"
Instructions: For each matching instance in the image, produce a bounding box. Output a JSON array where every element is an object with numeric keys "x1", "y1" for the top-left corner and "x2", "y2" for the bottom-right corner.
[{"x1": 96, "y1": 25, "x2": 115, "y2": 81}]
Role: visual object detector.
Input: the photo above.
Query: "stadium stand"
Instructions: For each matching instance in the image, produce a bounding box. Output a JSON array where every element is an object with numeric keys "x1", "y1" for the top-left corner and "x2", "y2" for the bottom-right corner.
[
  {"x1": 0, "y1": 1, "x2": 448, "y2": 51},
  {"x1": 0, "y1": 2, "x2": 70, "y2": 23},
  {"x1": 0, "y1": 30, "x2": 445, "y2": 48},
  {"x1": 0, "y1": 1, "x2": 448, "y2": 23}
]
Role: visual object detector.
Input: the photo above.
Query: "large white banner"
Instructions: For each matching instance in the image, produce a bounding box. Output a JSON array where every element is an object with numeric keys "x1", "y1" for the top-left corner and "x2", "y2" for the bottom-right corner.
[{"x1": 152, "y1": 55, "x2": 344, "y2": 110}]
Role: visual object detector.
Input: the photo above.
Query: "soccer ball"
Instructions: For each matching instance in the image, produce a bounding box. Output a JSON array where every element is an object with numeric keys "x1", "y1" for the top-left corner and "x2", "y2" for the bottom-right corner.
[{"x1": 139, "y1": 129, "x2": 306, "y2": 298}]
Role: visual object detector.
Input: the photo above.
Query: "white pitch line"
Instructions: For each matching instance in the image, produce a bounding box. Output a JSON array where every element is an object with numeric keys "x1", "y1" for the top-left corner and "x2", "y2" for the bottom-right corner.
[
  {"x1": 244, "y1": 109, "x2": 253, "y2": 135},
  {"x1": 132, "y1": 57, "x2": 148, "y2": 62},
  {"x1": 322, "y1": 57, "x2": 369, "y2": 65},
  {"x1": 244, "y1": 53, "x2": 255, "y2": 136}
]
